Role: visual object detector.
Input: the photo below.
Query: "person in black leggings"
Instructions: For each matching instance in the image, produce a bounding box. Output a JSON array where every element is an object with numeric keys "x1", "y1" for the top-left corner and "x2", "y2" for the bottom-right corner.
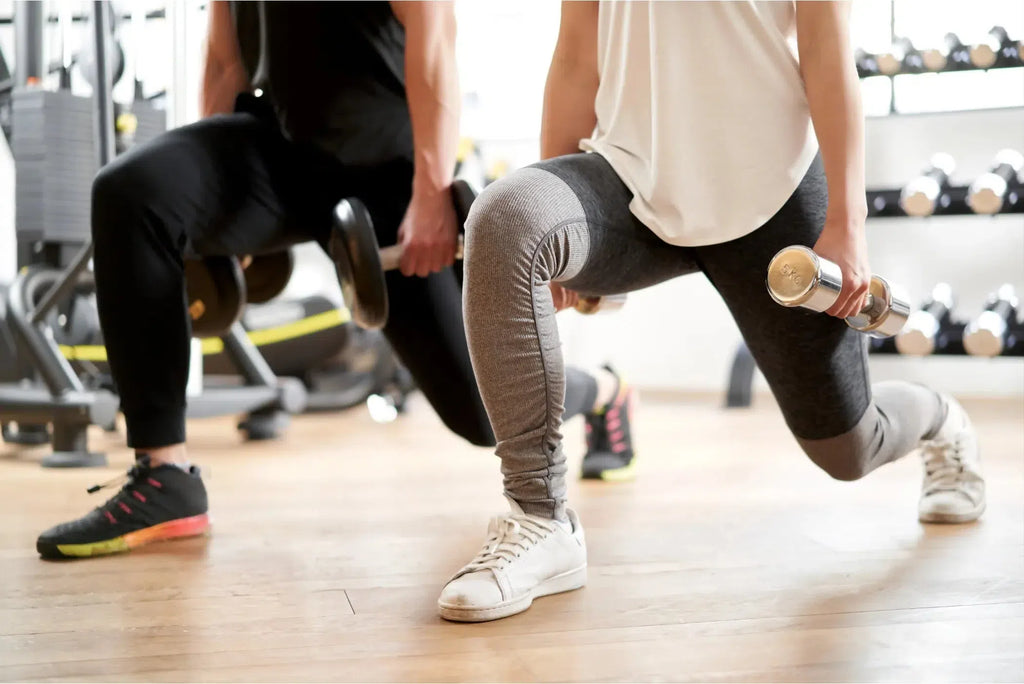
[{"x1": 36, "y1": 1, "x2": 634, "y2": 560}]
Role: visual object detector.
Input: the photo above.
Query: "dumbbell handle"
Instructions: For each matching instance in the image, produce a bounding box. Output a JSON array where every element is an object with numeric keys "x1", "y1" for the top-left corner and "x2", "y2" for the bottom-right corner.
[{"x1": 379, "y1": 236, "x2": 465, "y2": 272}]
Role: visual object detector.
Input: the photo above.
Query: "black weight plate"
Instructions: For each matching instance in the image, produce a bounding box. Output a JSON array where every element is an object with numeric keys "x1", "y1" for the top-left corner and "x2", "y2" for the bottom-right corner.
[
  {"x1": 185, "y1": 256, "x2": 246, "y2": 338},
  {"x1": 245, "y1": 249, "x2": 295, "y2": 304},
  {"x1": 330, "y1": 198, "x2": 388, "y2": 330}
]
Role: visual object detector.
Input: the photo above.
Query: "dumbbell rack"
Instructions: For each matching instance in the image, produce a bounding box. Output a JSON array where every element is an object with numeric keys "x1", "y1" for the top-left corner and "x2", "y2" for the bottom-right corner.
[{"x1": 725, "y1": 31, "x2": 1024, "y2": 408}]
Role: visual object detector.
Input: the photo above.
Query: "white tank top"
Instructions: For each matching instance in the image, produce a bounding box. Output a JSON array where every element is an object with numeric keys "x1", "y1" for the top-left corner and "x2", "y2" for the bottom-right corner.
[{"x1": 580, "y1": 1, "x2": 820, "y2": 247}]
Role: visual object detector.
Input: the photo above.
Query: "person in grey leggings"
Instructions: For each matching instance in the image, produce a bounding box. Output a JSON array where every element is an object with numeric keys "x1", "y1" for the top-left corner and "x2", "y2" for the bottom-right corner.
[{"x1": 436, "y1": 2, "x2": 985, "y2": 623}]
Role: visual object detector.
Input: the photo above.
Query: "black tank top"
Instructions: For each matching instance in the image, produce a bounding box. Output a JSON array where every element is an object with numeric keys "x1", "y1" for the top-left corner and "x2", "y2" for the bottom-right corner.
[{"x1": 231, "y1": 1, "x2": 413, "y2": 167}]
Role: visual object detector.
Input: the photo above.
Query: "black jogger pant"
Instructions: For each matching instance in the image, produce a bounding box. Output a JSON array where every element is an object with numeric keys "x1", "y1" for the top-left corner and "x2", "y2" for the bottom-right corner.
[{"x1": 91, "y1": 108, "x2": 496, "y2": 448}]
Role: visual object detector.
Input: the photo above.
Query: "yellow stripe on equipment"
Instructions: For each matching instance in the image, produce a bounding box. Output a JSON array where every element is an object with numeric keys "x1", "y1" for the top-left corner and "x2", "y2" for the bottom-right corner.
[{"x1": 60, "y1": 308, "x2": 351, "y2": 363}]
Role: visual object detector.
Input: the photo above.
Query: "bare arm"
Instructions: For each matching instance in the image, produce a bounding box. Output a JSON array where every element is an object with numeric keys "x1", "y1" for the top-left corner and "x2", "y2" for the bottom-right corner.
[
  {"x1": 796, "y1": 1, "x2": 870, "y2": 319},
  {"x1": 390, "y1": 1, "x2": 461, "y2": 277},
  {"x1": 541, "y1": 2, "x2": 599, "y2": 160},
  {"x1": 200, "y1": 1, "x2": 250, "y2": 118}
]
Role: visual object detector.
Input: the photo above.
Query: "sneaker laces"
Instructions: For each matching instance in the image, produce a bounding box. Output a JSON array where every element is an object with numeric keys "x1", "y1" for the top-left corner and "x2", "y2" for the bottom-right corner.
[
  {"x1": 86, "y1": 458, "x2": 153, "y2": 516},
  {"x1": 921, "y1": 433, "x2": 970, "y2": 493},
  {"x1": 461, "y1": 515, "x2": 559, "y2": 573}
]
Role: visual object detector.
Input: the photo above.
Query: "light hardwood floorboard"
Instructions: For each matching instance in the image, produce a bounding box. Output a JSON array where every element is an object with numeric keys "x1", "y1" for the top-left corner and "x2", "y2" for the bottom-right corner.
[{"x1": 1, "y1": 393, "x2": 1021, "y2": 682}]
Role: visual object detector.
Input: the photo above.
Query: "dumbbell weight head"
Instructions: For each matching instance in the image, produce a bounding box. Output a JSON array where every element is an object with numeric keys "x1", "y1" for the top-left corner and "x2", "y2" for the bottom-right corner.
[
  {"x1": 184, "y1": 256, "x2": 246, "y2": 338},
  {"x1": 876, "y1": 38, "x2": 911, "y2": 76},
  {"x1": 921, "y1": 47, "x2": 947, "y2": 72},
  {"x1": 329, "y1": 198, "x2": 388, "y2": 330},
  {"x1": 846, "y1": 275, "x2": 910, "y2": 337},
  {"x1": 900, "y1": 153, "x2": 955, "y2": 217},
  {"x1": 968, "y1": 149, "x2": 1024, "y2": 215},
  {"x1": 766, "y1": 245, "x2": 844, "y2": 312},
  {"x1": 963, "y1": 284, "x2": 1019, "y2": 357},
  {"x1": 895, "y1": 283, "x2": 954, "y2": 356},
  {"x1": 330, "y1": 180, "x2": 476, "y2": 330},
  {"x1": 766, "y1": 246, "x2": 910, "y2": 337},
  {"x1": 969, "y1": 26, "x2": 1009, "y2": 69},
  {"x1": 244, "y1": 249, "x2": 295, "y2": 304}
]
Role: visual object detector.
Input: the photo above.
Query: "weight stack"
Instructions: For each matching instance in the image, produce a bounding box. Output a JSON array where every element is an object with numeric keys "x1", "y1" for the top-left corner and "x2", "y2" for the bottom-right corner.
[
  {"x1": 132, "y1": 100, "x2": 166, "y2": 144},
  {"x1": 12, "y1": 88, "x2": 97, "y2": 246}
]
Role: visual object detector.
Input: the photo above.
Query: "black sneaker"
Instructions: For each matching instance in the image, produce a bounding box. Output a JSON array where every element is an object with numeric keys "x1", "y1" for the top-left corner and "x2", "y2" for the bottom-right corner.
[
  {"x1": 581, "y1": 367, "x2": 637, "y2": 481},
  {"x1": 36, "y1": 456, "x2": 210, "y2": 559}
]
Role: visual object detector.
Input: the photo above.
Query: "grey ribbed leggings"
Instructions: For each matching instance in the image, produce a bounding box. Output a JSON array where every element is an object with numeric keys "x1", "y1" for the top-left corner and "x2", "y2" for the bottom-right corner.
[{"x1": 464, "y1": 153, "x2": 945, "y2": 521}]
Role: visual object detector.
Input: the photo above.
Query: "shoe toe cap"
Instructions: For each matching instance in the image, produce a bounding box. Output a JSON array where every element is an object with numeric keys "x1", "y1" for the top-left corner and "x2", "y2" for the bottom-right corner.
[
  {"x1": 920, "y1": 489, "x2": 983, "y2": 521},
  {"x1": 439, "y1": 571, "x2": 504, "y2": 608}
]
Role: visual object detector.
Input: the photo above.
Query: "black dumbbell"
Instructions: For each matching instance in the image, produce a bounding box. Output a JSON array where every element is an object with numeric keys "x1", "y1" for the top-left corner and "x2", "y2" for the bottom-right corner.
[
  {"x1": 243, "y1": 249, "x2": 295, "y2": 304},
  {"x1": 329, "y1": 181, "x2": 625, "y2": 330},
  {"x1": 896, "y1": 283, "x2": 957, "y2": 356},
  {"x1": 964, "y1": 284, "x2": 1020, "y2": 357},
  {"x1": 923, "y1": 33, "x2": 971, "y2": 72},
  {"x1": 968, "y1": 149, "x2": 1024, "y2": 215},
  {"x1": 184, "y1": 257, "x2": 246, "y2": 338},
  {"x1": 900, "y1": 153, "x2": 956, "y2": 217},
  {"x1": 766, "y1": 246, "x2": 911, "y2": 337}
]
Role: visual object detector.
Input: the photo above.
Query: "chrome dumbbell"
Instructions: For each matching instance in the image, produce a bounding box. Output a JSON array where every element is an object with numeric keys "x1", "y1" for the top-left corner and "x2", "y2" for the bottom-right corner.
[
  {"x1": 922, "y1": 33, "x2": 971, "y2": 72},
  {"x1": 766, "y1": 246, "x2": 911, "y2": 337},
  {"x1": 968, "y1": 149, "x2": 1023, "y2": 215},
  {"x1": 964, "y1": 284, "x2": 1019, "y2": 357},
  {"x1": 900, "y1": 153, "x2": 955, "y2": 217},
  {"x1": 896, "y1": 283, "x2": 956, "y2": 356},
  {"x1": 969, "y1": 26, "x2": 1016, "y2": 69}
]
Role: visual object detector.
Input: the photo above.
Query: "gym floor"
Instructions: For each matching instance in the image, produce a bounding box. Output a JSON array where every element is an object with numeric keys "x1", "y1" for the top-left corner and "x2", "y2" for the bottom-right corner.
[{"x1": 1, "y1": 393, "x2": 1022, "y2": 682}]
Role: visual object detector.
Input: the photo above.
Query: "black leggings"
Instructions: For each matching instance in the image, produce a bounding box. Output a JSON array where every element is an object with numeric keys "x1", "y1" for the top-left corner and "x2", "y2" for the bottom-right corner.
[{"x1": 91, "y1": 109, "x2": 495, "y2": 448}]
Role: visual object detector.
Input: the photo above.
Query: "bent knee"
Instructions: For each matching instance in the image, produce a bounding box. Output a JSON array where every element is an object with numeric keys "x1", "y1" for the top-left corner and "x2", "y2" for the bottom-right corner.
[
  {"x1": 465, "y1": 168, "x2": 586, "y2": 265},
  {"x1": 91, "y1": 150, "x2": 178, "y2": 240},
  {"x1": 797, "y1": 428, "x2": 877, "y2": 482}
]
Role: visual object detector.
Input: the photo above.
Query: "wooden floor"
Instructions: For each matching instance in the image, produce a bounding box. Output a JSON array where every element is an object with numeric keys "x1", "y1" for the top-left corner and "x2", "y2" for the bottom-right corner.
[{"x1": 1, "y1": 393, "x2": 1022, "y2": 682}]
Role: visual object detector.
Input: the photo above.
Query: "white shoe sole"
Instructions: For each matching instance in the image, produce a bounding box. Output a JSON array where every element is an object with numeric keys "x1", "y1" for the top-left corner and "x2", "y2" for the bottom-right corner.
[
  {"x1": 438, "y1": 564, "x2": 587, "y2": 623},
  {"x1": 919, "y1": 500, "x2": 986, "y2": 524}
]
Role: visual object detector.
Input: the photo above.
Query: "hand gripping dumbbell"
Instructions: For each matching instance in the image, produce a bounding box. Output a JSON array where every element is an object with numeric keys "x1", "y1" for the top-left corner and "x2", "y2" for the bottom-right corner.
[
  {"x1": 896, "y1": 283, "x2": 958, "y2": 356},
  {"x1": 963, "y1": 284, "x2": 1019, "y2": 357},
  {"x1": 766, "y1": 246, "x2": 910, "y2": 337},
  {"x1": 329, "y1": 180, "x2": 625, "y2": 330},
  {"x1": 900, "y1": 153, "x2": 956, "y2": 217},
  {"x1": 968, "y1": 149, "x2": 1023, "y2": 215}
]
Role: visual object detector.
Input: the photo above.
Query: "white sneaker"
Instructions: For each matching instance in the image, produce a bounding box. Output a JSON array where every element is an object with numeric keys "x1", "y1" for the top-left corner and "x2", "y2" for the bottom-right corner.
[
  {"x1": 918, "y1": 395, "x2": 986, "y2": 524},
  {"x1": 438, "y1": 501, "x2": 587, "y2": 622}
]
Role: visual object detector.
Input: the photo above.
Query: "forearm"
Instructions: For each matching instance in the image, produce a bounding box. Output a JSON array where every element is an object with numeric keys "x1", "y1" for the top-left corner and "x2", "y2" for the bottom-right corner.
[
  {"x1": 540, "y1": 56, "x2": 598, "y2": 160},
  {"x1": 404, "y1": 12, "x2": 460, "y2": 196},
  {"x1": 199, "y1": 1, "x2": 249, "y2": 118},
  {"x1": 797, "y1": 4, "x2": 866, "y2": 219},
  {"x1": 199, "y1": 55, "x2": 248, "y2": 118}
]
